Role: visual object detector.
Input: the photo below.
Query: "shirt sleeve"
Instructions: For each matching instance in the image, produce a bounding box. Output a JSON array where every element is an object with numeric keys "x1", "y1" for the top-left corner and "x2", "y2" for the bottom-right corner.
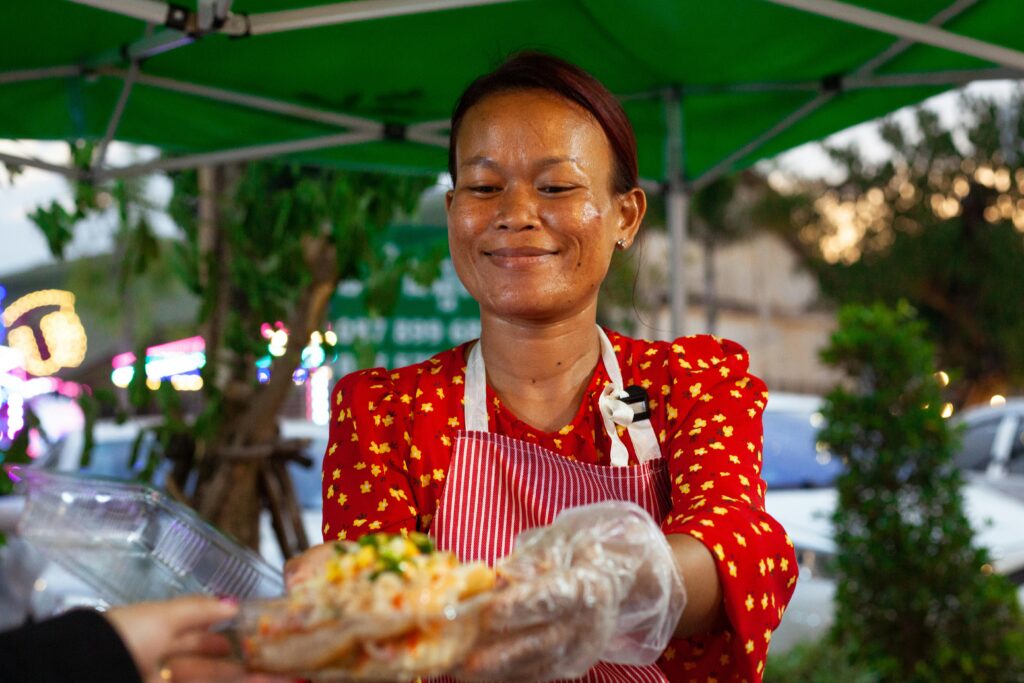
[
  {"x1": 321, "y1": 367, "x2": 419, "y2": 542},
  {"x1": 660, "y1": 336, "x2": 797, "y2": 681},
  {"x1": 0, "y1": 609, "x2": 141, "y2": 683}
]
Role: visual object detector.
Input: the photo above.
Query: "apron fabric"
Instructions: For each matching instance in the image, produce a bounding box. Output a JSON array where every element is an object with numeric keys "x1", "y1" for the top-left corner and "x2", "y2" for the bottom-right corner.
[{"x1": 430, "y1": 328, "x2": 674, "y2": 683}]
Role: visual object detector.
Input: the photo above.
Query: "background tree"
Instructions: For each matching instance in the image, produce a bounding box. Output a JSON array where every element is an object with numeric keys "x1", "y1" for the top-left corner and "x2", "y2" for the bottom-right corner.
[
  {"x1": 22, "y1": 154, "x2": 438, "y2": 551},
  {"x1": 818, "y1": 302, "x2": 1022, "y2": 681},
  {"x1": 167, "y1": 162, "x2": 436, "y2": 547},
  {"x1": 778, "y1": 91, "x2": 1024, "y2": 405}
]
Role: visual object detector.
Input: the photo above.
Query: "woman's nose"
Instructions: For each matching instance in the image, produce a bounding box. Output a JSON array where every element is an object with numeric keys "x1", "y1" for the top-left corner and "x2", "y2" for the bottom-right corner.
[{"x1": 496, "y1": 184, "x2": 538, "y2": 231}]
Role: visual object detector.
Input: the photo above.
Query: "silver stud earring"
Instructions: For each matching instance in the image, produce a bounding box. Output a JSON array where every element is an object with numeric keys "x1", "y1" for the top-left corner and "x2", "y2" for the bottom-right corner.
[{"x1": 616, "y1": 239, "x2": 628, "y2": 250}]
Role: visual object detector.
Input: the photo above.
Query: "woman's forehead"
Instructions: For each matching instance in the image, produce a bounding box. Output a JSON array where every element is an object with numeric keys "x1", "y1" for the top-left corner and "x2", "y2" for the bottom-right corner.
[{"x1": 455, "y1": 90, "x2": 611, "y2": 169}]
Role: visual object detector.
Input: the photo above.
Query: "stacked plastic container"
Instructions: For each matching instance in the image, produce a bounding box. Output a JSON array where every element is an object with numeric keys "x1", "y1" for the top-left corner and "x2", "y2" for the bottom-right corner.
[{"x1": 10, "y1": 467, "x2": 283, "y2": 606}]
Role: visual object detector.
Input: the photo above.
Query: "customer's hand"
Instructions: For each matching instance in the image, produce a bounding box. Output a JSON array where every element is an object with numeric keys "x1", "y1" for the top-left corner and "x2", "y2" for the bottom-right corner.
[
  {"x1": 457, "y1": 501, "x2": 686, "y2": 682},
  {"x1": 105, "y1": 595, "x2": 287, "y2": 683},
  {"x1": 283, "y1": 542, "x2": 336, "y2": 591}
]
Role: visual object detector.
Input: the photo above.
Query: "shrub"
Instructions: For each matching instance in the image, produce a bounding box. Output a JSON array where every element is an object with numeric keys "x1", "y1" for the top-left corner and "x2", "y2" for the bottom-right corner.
[{"x1": 817, "y1": 302, "x2": 1023, "y2": 681}]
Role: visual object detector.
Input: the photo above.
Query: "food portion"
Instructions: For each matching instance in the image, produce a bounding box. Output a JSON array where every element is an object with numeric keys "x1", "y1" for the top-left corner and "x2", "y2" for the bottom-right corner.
[{"x1": 239, "y1": 532, "x2": 495, "y2": 680}]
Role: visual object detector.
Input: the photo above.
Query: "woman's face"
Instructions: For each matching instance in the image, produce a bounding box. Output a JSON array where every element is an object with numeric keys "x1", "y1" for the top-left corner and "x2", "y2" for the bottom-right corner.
[{"x1": 446, "y1": 89, "x2": 645, "y2": 324}]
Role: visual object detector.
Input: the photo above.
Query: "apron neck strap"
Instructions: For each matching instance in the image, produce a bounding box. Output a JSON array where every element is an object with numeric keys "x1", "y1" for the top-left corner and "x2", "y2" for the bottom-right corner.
[
  {"x1": 464, "y1": 326, "x2": 618, "y2": 433},
  {"x1": 463, "y1": 326, "x2": 657, "y2": 466}
]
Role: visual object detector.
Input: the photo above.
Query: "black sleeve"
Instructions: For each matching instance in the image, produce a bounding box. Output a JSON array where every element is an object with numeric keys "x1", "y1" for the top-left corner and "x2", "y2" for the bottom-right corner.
[{"x1": 0, "y1": 609, "x2": 142, "y2": 683}]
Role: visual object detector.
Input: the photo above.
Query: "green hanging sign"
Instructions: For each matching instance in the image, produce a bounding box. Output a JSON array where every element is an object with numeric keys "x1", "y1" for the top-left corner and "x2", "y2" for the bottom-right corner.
[{"x1": 328, "y1": 225, "x2": 480, "y2": 373}]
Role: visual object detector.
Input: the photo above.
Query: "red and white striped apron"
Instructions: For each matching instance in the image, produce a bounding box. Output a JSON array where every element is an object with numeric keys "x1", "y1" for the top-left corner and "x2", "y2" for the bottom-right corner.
[{"x1": 431, "y1": 328, "x2": 674, "y2": 683}]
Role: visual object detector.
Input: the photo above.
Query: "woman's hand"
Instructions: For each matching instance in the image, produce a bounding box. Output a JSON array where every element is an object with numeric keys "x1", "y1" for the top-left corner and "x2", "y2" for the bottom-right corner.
[
  {"x1": 105, "y1": 596, "x2": 287, "y2": 683},
  {"x1": 456, "y1": 501, "x2": 686, "y2": 682},
  {"x1": 282, "y1": 542, "x2": 336, "y2": 590}
]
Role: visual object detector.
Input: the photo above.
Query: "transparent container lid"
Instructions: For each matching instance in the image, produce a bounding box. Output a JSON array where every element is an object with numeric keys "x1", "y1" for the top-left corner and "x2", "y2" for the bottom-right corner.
[{"x1": 9, "y1": 466, "x2": 284, "y2": 605}]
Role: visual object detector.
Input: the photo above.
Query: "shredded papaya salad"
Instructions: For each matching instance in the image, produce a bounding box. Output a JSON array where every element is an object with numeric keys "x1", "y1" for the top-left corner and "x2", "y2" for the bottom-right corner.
[{"x1": 240, "y1": 533, "x2": 495, "y2": 678}]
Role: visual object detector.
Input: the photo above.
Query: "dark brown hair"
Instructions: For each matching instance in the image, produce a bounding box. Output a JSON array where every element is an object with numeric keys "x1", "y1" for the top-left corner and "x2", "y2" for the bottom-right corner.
[{"x1": 448, "y1": 52, "x2": 638, "y2": 194}]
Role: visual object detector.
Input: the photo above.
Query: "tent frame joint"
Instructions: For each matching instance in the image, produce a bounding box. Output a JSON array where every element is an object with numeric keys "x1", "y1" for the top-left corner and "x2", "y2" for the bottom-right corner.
[
  {"x1": 383, "y1": 122, "x2": 408, "y2": 141},
  {"x1": 821, "y1": 73, "x2": 844, "y2": 94},
  {"x1": 165, "y1": 3, "x2": 192, "y2": 31}
]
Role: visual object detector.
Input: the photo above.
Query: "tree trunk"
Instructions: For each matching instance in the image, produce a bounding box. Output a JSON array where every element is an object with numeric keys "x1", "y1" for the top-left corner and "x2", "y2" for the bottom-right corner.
[
  {"x1": 192, "y1": 164, "x2": 267, "y2": 548},
  {"x1": 194, "y1": 216, "x2": 338, "y2": 549}
]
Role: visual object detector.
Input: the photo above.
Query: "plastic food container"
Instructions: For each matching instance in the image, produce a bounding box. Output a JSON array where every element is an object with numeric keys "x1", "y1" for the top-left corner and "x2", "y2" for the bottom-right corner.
[{"x1": 10, "y1": 467, "x2": 284, "y2": 605}]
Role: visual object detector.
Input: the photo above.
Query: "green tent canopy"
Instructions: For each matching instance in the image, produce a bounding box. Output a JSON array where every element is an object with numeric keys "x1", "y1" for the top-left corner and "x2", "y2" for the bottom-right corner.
[{"x1": 3, "y1": 0, "x2": 1023, "y2": 333}]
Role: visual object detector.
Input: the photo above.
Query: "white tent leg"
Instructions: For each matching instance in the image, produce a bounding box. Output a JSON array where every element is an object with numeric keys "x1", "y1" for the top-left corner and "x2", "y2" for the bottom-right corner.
[
  {"x1": 766, "y1": 0, "x2": 1024, "y2": 72},
  {"x1": 666, "y1": 185, "x2": 689, "y2": 340},
  {"x1": 664, "y1": 88, "x2": 688, "y2": 339}
]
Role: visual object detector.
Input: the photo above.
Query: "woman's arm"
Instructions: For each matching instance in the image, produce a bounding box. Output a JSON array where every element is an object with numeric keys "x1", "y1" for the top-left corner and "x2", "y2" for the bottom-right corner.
[{"x1": 667, "y1": 533, "x2": 725, "y2": 638}]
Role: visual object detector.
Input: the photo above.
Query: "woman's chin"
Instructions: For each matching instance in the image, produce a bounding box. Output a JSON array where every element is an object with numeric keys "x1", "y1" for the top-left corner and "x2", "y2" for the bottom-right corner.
[{"x1": 480, "y1": 291, "x2": 592, "y2": 325}]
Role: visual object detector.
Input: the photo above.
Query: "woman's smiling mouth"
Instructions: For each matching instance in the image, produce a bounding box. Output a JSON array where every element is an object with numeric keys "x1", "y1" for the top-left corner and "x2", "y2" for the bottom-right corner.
[{"x1": 483, "y1": 246, "x2": 559, "y2": 267}]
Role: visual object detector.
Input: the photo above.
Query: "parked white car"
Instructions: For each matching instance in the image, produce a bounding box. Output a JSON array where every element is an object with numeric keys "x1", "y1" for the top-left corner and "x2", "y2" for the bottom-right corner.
[
  {"x1": 952, "y1": 398, "x2": 1024, "y2": 501},
  {"x1": 763, "y1": 393, "x2": 1024, "y2": 652}
]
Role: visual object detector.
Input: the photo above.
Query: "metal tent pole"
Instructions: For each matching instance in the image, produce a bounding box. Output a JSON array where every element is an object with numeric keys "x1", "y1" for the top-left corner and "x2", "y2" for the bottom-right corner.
[
  {"x1": 93, "y1": 60, "x2": 141, "y2": 169},
  {"x1": 664, "y1": 87, "x2": 688, "y2": 339},
  {"x1": 94, "y1": 129, "x2": 380, "y2": 180},
  {"x1": 100, "y1": 68, "x2": 382, "y2": 131},
  {"x1": 765, "y1": 0, "x2": 1024, "y2": 72},
  {"x1": 692, "y1": 0, "x2": 987, "y2": 191},
  {"x1": 71, "y1": 0, "x2": 171, "y2": 24},
  {"x1": 241, "y1": 0, "x2": 520, "y2": 36},
  {"x1": 0, "y1": 66, "x2": 80, "y2": 85},
  {"x1": 0, "y1": 152, "x2": 84, "y2": 180}
]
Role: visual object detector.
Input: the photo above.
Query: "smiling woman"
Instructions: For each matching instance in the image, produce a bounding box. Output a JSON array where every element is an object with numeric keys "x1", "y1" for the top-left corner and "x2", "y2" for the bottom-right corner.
[
  {"x1": 445, "y1": 88, "x2": 644, "y2": 330},
  {"x1": 286, "y1": 52, "x2": 796, "y2": 683}
]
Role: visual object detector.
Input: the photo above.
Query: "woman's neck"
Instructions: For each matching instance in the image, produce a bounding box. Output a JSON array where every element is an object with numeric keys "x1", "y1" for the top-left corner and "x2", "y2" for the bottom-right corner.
[{"x1": 477, "y1": 308, "x2": 602, "y2": 433}]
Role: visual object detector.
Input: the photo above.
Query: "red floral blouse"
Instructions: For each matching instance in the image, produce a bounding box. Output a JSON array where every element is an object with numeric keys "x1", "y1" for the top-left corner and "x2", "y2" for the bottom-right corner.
[{"x1": 321, "y1": 329, "x2": 797, "y2": 682}]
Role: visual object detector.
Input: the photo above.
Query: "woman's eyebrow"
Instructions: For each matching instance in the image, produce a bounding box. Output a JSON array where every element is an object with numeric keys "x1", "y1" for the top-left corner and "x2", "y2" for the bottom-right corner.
[
  {"x1": 535, "y1": 156, "x2": 578, "y2": 169},
  {"x1": 460, "y1": 156, "x2": 498, "y2": 170},
  {"x1": 459, "y1": 155, "x2": 580, "y2": 171}
]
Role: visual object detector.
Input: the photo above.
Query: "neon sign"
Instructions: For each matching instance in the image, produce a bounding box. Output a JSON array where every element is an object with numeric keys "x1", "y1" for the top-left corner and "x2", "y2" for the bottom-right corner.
[
  {"x1": 2, "y1": 289, "x2": 87, "y2": 377},
  {"x1": 111, "y1": 336, "x2": 206, "y2": 391}
]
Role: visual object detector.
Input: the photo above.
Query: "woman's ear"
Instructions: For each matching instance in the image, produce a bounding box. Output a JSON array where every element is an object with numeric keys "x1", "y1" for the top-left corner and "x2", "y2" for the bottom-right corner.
[
  {"x1": 445, "y1": 189, "x2": 455, "y2": 213},
  {"x1": 617, "y1": 187, "x2": 647, "y2": 246}
]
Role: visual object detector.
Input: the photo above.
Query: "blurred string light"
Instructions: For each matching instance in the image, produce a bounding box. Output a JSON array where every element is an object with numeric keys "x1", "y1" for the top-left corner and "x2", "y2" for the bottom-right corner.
[
  {"x1": 941, "y1": 403, "x2": 955, "y2": 419},
  {"x1": 2, "y1": 289, "x2": 87, "y2": 377},
  {"x1": 110, "y1": 336, "x2": 205, "y2": 391},
  {"x1": 0, "y1": 283, "x2": 7, "y2": 345},
  {"x1": 256, "y1": 323, "x2": 338, "y2": 385},
  {"x1": 990, "y1": 394, "x2": 1006, "y2": 407},
  {"x1": 934, "y1": 370, "x2": 950, "y2": 387}
]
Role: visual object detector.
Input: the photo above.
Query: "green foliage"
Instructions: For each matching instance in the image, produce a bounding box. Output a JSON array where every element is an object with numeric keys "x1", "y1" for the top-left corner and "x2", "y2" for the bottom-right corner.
[
  {"x1": 766, "y1": 638, "x2": 878, "y2": 683},
  {"x1": 598, "y1": 248, "x2": 642, "y2": 334},
  {"x1": 168, "y1": 163, "x2": 435, "y2": 355},
  {"x1": 786, "y1": 92, "x2": 1024, "y2": 400},
  {"x1": 819, "y1": 302, "x2": 1024, "y2": 681}
]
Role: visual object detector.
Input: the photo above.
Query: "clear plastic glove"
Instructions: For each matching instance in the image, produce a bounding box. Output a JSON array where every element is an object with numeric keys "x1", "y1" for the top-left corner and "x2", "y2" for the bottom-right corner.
[{"x1": 457, "y1": 501, "x2": 685, "y2": 682}]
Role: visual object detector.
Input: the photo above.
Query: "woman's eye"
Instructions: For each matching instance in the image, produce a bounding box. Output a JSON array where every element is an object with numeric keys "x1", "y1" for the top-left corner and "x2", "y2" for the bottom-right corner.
[
  {"x1": 468, "y1": 185, "x2": 499, "y2": 193},
  {"x1": 540, "y1": 185, "x2": 574, "y2": 194}
]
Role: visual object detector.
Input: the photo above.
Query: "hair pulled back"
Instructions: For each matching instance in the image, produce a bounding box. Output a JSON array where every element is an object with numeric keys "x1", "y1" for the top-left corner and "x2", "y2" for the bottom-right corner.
[{"x1": 448, "y1": 52, "x2": 638, "y2": 194}]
